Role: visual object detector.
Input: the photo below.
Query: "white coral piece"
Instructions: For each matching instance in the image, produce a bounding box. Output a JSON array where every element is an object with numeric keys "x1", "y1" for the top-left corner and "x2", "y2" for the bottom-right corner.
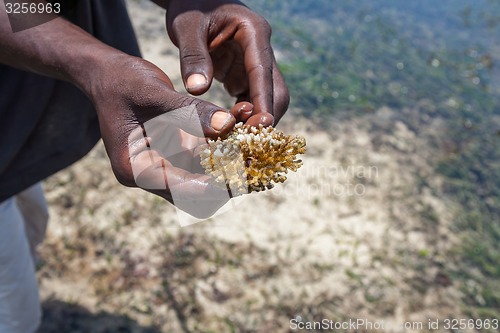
[{"x1": 200, "y1": 123, "x2": 306, "y2": 193}]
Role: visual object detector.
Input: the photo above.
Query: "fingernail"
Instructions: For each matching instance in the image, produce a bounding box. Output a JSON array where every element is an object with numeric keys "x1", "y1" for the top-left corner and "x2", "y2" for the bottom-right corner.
[
  {"x1": 246, "y1": 113, "x2": 275, "y2": 127},
  {"x1": 186, "y1": 74, "x2": 207, "y2": 91},
  {"x1": 240, "y1": 102, "x2": 253, "y2": 114},
  {"x1": 211, "y1": 111, "x2": 232, "y2": 131}
]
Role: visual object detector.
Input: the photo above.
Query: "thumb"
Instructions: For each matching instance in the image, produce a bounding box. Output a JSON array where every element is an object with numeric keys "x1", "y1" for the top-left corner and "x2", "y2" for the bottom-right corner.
[
  {"x1": 161, "y1": 103, "x2": 235, "y2": 139},
  {"x1": 151, "y1": 91, "x2": 236, "y2": 139}
]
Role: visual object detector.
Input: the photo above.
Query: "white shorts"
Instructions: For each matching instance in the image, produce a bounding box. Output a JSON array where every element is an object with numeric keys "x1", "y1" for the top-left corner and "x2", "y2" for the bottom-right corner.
[{"x1": 0, "y1": 183, "x2": 48, "y2": 333}]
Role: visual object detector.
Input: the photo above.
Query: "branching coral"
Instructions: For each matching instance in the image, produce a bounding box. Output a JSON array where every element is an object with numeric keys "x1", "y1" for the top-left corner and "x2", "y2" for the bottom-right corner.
[{"x1": 200, "y1": 123, "x2": 306, "y2": 193}]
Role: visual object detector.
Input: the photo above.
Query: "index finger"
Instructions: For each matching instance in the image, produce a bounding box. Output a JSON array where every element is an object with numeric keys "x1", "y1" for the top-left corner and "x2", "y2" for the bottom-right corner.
[{"x1": 234, "y1": 17, "x2": 275, "y2": 125}]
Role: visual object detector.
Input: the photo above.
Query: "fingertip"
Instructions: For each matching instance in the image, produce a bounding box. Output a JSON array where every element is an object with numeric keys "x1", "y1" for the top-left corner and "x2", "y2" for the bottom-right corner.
[
  {"x1": 230, "y1": 102, "x2": 254, "y2": 122},
  {"x1": 246, "y1": 113, "x2": 274, "y2": 127}
]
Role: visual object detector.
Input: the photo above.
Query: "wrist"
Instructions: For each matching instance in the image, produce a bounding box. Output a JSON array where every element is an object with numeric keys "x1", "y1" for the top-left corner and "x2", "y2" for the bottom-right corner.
[{"x1": 67, "y1": 47, "x2": 129, "y2": 100}]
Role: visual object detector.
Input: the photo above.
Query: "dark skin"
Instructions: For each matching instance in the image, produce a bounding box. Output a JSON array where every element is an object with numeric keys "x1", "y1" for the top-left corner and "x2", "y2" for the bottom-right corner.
[{"x1": 0, "y1": 0, "x2": 289, "y2": 217}]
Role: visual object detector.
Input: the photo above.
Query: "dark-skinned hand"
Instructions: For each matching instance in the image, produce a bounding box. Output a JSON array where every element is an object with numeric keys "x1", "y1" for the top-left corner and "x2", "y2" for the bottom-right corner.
[
  {"x1": 0, "y1": 0, "x2": 290, "y2": 218},
  {"x1": 87, "y1": 55, "x2": 255, "y2": 218},
  {"x1": 164, "y1": 0, "x2": 290, "y2": 126}
]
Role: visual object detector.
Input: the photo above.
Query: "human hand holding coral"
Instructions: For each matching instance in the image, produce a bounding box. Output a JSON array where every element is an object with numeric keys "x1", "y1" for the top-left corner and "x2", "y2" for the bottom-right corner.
[
  {"x1": 91, "y1": 1, "x2": 297, "y2": 218},
  {"x1": 86, "y1": 55, "x2": 250, "y2": 218}
]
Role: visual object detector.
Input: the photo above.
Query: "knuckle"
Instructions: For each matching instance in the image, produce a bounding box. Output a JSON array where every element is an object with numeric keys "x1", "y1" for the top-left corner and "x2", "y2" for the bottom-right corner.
[
  {"x1": 174, "y1": 94, "x2": 197, "y2": 108},
  {"x1": 172, "y1": 11, "x2": 199, "y2": 30},
  {"x1": 275, "y1": 85, "x2": 291, "y2": 111},
  {"x1": 240, "y1": 14, "x2": 272, "y2": 37},
  {"x1": 113, "y1": 165, "x2": 135, "y2": 187},
  {"x1": 180, "y1": 46, "x2": 208, "y2": 65},
  {"x1": 254, "y1": 15, "x2": 272, "y2": 36}
]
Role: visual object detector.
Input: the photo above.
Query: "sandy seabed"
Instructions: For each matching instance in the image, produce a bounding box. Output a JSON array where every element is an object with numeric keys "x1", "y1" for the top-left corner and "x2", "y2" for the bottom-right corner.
[{"x1": 37, "y1": 1, "x2": 472, "y2": 332}]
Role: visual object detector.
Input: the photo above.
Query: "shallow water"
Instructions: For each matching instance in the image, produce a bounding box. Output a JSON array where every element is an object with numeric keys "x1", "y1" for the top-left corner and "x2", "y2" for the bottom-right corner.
[{"x1": 248, "y1": 0, "x2": 500, "y2": 315}]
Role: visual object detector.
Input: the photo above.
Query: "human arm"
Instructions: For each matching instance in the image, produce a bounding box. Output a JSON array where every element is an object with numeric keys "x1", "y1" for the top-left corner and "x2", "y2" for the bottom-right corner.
[{"x1": 0, "y1": 1, "x2": 243, "y2": 217}]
